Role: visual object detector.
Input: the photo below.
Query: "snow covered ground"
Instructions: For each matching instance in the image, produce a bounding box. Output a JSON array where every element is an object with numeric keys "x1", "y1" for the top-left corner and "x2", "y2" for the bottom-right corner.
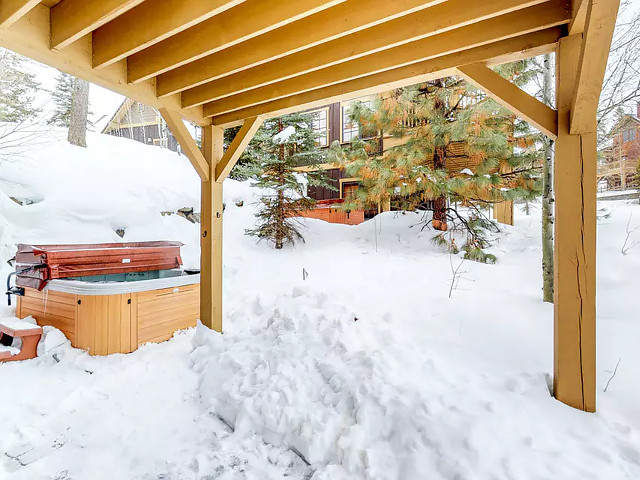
[{"x1": 1, "y1": 130, "x2": 640, "y2": 479}]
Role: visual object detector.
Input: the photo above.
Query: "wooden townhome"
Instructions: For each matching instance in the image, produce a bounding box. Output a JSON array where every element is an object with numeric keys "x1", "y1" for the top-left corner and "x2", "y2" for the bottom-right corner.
[
  {"x1": 0, "y1": 0, "x2": 619, "y2": 412},
  {"x1": 298, "y1": 85, "x2": 519, "y2": 226},
  {"x1": 598, "y1": 103, "x2": 640, "y2": 190}
]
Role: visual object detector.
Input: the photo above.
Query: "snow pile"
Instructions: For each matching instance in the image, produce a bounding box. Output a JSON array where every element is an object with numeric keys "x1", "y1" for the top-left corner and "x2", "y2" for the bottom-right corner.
[
  {"x1": 191, "y1": 271, "x2": 640, "y2": 480},
  {"x1": 272, "y1": 125, "x2": 296, "y2": 144}
]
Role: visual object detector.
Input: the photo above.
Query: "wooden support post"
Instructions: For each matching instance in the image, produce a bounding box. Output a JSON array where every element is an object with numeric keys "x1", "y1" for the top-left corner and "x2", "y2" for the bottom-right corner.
[
  {"x1": 493, "y1": 201, "x2": 513, "y2": 225},
  {"x1": 493, "y1": 163, "x2": 514, "y2": 226},
  {"x1": 200, "y1": 125, "x2": 224, "y2": 332},
  {"x1": 553, "y1": 34, "x2": 596, "y2": 412},
  {"x1": 569, "y1": 0, "x2": 619, "y2": 134}
]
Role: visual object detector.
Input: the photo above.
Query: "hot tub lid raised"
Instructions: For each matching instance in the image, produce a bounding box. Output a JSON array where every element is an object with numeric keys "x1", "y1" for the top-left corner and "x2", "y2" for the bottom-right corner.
[{"x1": 15, "y1": 241, "x2": 184, "y2": 290}]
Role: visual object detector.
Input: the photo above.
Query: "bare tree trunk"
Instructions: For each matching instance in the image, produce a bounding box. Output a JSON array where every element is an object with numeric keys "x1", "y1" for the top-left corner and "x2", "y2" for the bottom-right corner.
[
  {"x1": 542, "y1": 53, "x2": 554, "y2": 303},
  {"x1": 68, "y1": 78, "x2": 89, "y2": 147}
]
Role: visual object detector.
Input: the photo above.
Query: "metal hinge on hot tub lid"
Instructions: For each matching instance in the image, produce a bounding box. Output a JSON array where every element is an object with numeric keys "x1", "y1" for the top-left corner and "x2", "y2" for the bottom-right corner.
[{"x1": 6, "y1": 265, "x2": 47, "y2": 306}]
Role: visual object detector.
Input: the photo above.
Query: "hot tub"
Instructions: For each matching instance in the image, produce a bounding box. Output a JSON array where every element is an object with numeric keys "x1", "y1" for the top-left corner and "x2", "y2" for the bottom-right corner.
[
  {"x1": 17, "y1": 271, "x2": 200, "y2": 355},
  {"x1": 11, "y1": 242, "x2": 200, "y2": 356}
]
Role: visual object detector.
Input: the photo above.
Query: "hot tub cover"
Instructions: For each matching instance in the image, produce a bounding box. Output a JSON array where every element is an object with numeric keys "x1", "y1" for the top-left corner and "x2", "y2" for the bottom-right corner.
[{"x1": 15, "y1": 241, "x2": 184, "y2": 290}]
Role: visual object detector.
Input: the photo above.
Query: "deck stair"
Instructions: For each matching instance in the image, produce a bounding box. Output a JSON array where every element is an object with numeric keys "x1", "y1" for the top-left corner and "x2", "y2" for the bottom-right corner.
[{"x1": 0, "y1": 318, "x2": 42, "y2": 363}]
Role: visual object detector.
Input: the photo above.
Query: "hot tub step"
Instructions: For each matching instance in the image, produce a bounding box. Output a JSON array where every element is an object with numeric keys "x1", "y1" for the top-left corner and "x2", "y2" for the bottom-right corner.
[{"x1": 0, "y1": 319, "x2": 43, "y2": 363}]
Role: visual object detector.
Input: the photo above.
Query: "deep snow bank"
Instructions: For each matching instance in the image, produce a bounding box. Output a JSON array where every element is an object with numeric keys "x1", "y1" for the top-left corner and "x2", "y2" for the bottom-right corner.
[{"x1": 191, "y1": 200, "x2": 640, "y2": 480}]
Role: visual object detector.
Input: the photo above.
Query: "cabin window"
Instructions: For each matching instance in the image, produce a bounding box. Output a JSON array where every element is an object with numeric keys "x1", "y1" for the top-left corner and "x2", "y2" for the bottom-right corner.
[
  {"x1": 342, "y1": 105, "x2": 359, "y2": 143},
  {"x1": 622, "y1": 128, "x2": 636, "y2": 143},
  {"x1": 310, "y1": 108, "x2": 329, "y2": 147},
  {"x1": 342, "y1": 99, "x2": 375, "y2": 143}
]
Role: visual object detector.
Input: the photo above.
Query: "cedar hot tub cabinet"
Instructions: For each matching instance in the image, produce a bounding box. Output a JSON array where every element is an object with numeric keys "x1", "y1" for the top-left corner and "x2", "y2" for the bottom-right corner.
[
  {"x1": 11, "y1": 242, "x2": 200, "y2": 355},
  {"x1": 17, "y1": 275, "x2": 200, "y2": 355}
]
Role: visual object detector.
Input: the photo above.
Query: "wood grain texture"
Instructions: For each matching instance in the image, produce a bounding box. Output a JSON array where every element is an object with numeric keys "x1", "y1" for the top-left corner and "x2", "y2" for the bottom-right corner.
[
  {"x1": 200, "y1": 126, "x2": 224, "y2": 332},
  {"x1": 553, "y1": 33, "x2": 596, "y2": 412}
]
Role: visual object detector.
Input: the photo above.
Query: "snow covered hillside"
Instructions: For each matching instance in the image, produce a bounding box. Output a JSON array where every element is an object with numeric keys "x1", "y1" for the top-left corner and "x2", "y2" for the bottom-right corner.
[{"x1": 1, "y1": 131, "x2": 640, "y2": 479}]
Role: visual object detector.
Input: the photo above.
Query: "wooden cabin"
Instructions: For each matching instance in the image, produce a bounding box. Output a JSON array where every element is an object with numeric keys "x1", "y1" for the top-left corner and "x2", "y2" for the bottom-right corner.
[
  {"x1": 299, "y1": 89, "x2": 510, "y2": 225},
  {"x1": 102, "y1": 98, "x2": 181, "y2": 152},
  {"x1": 598, "y1": 103, "x2": 640, "y2": 190},
  {"x1": 0, "y1": 0, "x2": 619, "y2": 413}
]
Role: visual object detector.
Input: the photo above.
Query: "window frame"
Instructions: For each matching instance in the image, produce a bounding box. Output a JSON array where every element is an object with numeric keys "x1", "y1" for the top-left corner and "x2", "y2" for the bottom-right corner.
[
  {"x1": 308, "y1": 107, "x2": 330, "y2": 147},
  {"x1": 340, "y1": 98, "x2": 376, "y2": 144}
]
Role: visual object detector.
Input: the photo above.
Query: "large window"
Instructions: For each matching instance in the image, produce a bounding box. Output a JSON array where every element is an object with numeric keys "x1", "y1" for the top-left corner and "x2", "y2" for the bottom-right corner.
[
  {"x1": 342, "y1": 105, "x2": 359, "y2": 143},
  {"x1": 342, "y1": 99, "x2": 375, "y2": 143},
  {"x1": 310, "y1": 108, "x2": 329, "y2": 147}
]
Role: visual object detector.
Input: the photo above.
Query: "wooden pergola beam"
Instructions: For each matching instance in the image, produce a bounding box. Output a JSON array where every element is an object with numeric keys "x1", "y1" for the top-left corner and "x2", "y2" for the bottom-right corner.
[
  {"x1": 568, "y1": 0, "x2": 588, "y2": 34},
  {"x1": 92, "y1": 0, "x2": 245, "y2": 69},
  {"x1": 457, "y1": 62, "x2": 558, "y2": 139},
  {"x1": 0, "y1": 4, "x2": 208, "y2": 126},
  {"x1": 569, "y1": 0, "x2": 619, "y2": 134},
  {"x1": 154, "y1": 0, "x2": 444, "y2": 97},
  {"x1": 215, "y1": 116, "x2": 263, "y2": 182},
  {"x1": 202, "y1": 3, "x2": 570, "y2": 117},
  {"x1": 0, "y1": 0, "x2": 39, "y2": 28},
  {"x1": 181, "y1": 0, "x2": 554, "y2": 108},
  {"x1": 159, "y1": 107, "x2": 210, "y2": 181},
  {"x1": 50, "y1": 0, "x2": 144, "y2": 50},
  {"x1": 127, "y1": 0, "x2": 345, "y2": 84},
  {"x1": 212, "y1": 28, "x2": 562, "y2": 127}
]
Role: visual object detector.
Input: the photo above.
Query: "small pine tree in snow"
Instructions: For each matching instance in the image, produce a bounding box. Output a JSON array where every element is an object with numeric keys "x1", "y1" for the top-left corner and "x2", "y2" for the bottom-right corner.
[
  {"x1": 49, "y1": 72, "x2": 74, "y2": 127},
  {"x1": 0, "y1": 48, "x2": 40, "y2": 122},
  {"x1": 244, "y1": 113, "x2": 330, "y2": 249}
]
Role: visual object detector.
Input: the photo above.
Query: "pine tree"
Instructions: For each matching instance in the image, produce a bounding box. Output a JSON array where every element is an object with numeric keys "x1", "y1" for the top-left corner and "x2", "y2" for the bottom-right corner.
[
  {"x1": 49, "y1": 72, "x2": 90, "y2": 147},
  {"x1": 0, "y1": 48, "x2": 40, "y2": 122},
  {"x1": 48, "y1": 72, "x2": 74, "y2": 127},
  {"x1": 245, "y1": 113, "x2": 329, "y2": 249},
  {"x1": 333, "y1": 62, "x2": 542, "y2": 262}
]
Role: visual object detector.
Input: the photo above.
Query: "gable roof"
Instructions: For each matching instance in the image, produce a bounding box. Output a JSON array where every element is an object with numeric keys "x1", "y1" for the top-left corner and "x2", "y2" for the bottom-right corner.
[{"x1": 102, "y1": 99, "x2": 162, "y2": 134}]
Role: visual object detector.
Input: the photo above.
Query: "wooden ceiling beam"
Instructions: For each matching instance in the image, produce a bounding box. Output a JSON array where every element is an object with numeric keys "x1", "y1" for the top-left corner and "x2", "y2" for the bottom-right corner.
[
  {"x1": 568, "y1": 0, "x2": 588, "y2": 34},
  {"x1": 211, "y1": 27, "x2": 562, "y2": 127},
  {"x1": 182, "y1": 0, "x2": 554, "y2": 108},
  {"x1": 202, "y1": 3, "x2": 570, "y2": 117},
  {"x1": 570, "y1": 0, "x2": 619, "y2": 134},
  {"x1": 155, "y1": 0, "x2": 445, "y2": 97},
  {"x1": 215, "y1": 116, "x2": 263, "y2": 182},
  {"x1": 0, "y1": 4, "x2": 208, "y2": 126},
  {"x1": 127, "y1": 0, "x2": 345, "y2": 84},
  {"x1": 50, "y1": 0, "x2": 145, "y2": 50},
  {"x1": 92, "y1": 0, "x2": 245, "y2": 69},
  {"x1": 457, "y1": 62, "x2": 558, "y2": 139},
  {"x1": 159, "y1": 107, "x2": 210, "y2": 181},
  {"x1": 0, "y1": 0, "x2": 39, "y2": 28}
]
